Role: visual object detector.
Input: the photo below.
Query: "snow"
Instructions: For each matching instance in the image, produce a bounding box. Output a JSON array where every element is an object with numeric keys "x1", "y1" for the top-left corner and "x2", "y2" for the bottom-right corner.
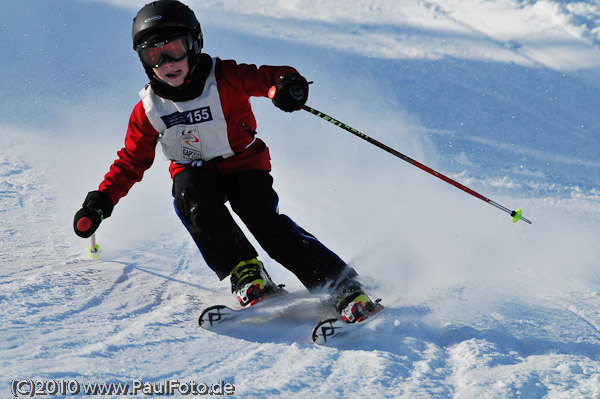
[{"x1": 2, "y1": 0, "x2": 600, "y2": 398}]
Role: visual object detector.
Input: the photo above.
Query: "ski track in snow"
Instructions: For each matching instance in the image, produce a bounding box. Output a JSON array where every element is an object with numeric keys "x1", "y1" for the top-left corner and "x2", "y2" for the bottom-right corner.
[{"x1": 2, "y1": 1, "x2": 600, "y2": 398}]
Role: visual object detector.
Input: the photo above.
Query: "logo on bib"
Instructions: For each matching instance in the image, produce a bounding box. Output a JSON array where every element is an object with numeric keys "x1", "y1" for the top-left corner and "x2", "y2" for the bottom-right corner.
[{"x1": 179, "y1": 127, "x2": 203, "y2": 160}]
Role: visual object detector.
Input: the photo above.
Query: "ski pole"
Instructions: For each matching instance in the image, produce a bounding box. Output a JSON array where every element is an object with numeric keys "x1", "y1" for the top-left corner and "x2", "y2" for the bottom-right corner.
[
  {"x1": 302, "y1": 105, "x2": 532, "y2": 224},
  {"x1": 87, "y1": 233, "x2": 101, "y2": 258}
]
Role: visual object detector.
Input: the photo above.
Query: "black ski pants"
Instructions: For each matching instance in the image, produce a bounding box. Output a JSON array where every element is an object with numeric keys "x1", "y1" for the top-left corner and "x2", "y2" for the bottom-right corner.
[{"x1": 173, "y1": 167, "x2": 353, "y2": 290}]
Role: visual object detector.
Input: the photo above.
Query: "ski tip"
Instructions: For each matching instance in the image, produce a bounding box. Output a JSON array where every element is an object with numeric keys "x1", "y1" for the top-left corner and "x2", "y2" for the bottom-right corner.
[
  {"x1": 199, "y1": 305, "x2": 232, "y2": 329},
  {"x1": 312, "y1": 318, "x2": 343, "y2": 345},
  {"x1": 87, "y1": 244, "x2": 100, "y2": 259}
]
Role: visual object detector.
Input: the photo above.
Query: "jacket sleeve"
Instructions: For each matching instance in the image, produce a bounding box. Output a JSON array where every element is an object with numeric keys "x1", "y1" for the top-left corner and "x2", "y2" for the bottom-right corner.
[
  {"x1": 98, "y1": 101, "x2": 159, "y2": 206},
  {"x1": 216, "y1": 58, "x2": 298, "y2": 98},
  {"x1": 214, "y1": 58, "x2": 299, "y2": 154}
]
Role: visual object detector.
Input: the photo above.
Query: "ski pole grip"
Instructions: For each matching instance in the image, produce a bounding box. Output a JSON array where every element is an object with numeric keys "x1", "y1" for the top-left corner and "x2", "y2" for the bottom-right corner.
[{"x1": 76, "y1": 217, "x2": 93, "y2": 232}]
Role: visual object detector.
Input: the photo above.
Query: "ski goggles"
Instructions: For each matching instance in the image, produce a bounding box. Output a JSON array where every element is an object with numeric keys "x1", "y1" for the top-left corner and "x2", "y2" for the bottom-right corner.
[{"x1": 136, "y1": 36, "x2": 190, "y2": 68}]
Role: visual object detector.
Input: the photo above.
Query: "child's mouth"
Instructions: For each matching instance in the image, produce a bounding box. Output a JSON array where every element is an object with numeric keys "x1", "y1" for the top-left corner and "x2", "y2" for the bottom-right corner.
[{"x1": 166, "y1": 70, "x2": 182, "y2": 79}]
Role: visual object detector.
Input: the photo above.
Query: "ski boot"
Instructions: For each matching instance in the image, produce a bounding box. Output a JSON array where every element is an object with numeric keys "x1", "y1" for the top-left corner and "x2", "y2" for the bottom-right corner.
[
  {"x1": 230, "y1": 258, "x2": 282, "y2": 308},
  {"x1": 332, "y1": 279, "x2": 382, "y2": 323}
]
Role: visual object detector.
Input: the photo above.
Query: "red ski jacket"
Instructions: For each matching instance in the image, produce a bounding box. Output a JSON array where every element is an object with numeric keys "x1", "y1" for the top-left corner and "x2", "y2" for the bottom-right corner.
[{"x1": 98, "y1": 57, "x2": 296, "y2": 206}]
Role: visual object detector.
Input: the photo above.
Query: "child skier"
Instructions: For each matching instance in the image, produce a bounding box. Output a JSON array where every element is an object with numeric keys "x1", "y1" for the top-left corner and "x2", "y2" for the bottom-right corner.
[{"x1": 73, "y1": 0, "x2": 378, "y2": 323}]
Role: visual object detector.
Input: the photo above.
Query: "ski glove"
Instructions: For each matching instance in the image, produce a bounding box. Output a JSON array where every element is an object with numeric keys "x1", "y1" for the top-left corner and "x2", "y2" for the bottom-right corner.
[
  {"x1": 73, "y1": 190, "x2": 114, "y2": 238},
  {"x1": 268, "y1": 72, "x2": 309, "y2": 112}
]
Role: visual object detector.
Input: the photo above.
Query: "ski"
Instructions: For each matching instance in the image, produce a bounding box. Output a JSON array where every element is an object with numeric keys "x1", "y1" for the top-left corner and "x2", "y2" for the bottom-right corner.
[
  {"x1": 198, "y1": 287, "x2": 288, "y2": 330},
  {"x1": 198, "y1": 304, "x2": 238, "y2": 329},
  {"x1": 311, "y1": 301, "x2": 385, "y2": 345},
  {"x1": 199, "y1": 288, "x2": 385, "y2": 346}
]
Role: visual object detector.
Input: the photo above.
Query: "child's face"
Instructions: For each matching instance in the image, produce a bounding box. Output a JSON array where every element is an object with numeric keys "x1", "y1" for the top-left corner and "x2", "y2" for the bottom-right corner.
[{"x1": 153, "y1": 57, "x2": 189, "y2": 87}]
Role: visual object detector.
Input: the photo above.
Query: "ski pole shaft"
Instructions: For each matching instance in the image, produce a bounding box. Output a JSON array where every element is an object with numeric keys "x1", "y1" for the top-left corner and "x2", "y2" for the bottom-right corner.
[
  {"x1": 87, "y1": 233, "x2": 100, "y2": 258},
  {"x1": 302, "y1": 105, "x2": 532, "y2": 224},
  {"x1": 90, "y1": 234, "x2": 97, "y2": 253}
]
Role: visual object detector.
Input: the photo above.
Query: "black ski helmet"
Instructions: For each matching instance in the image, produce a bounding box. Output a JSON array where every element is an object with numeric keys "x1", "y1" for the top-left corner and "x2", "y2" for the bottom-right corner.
[{"x1": 132, "y1": 1, "x2": 203, "y2": 60}]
